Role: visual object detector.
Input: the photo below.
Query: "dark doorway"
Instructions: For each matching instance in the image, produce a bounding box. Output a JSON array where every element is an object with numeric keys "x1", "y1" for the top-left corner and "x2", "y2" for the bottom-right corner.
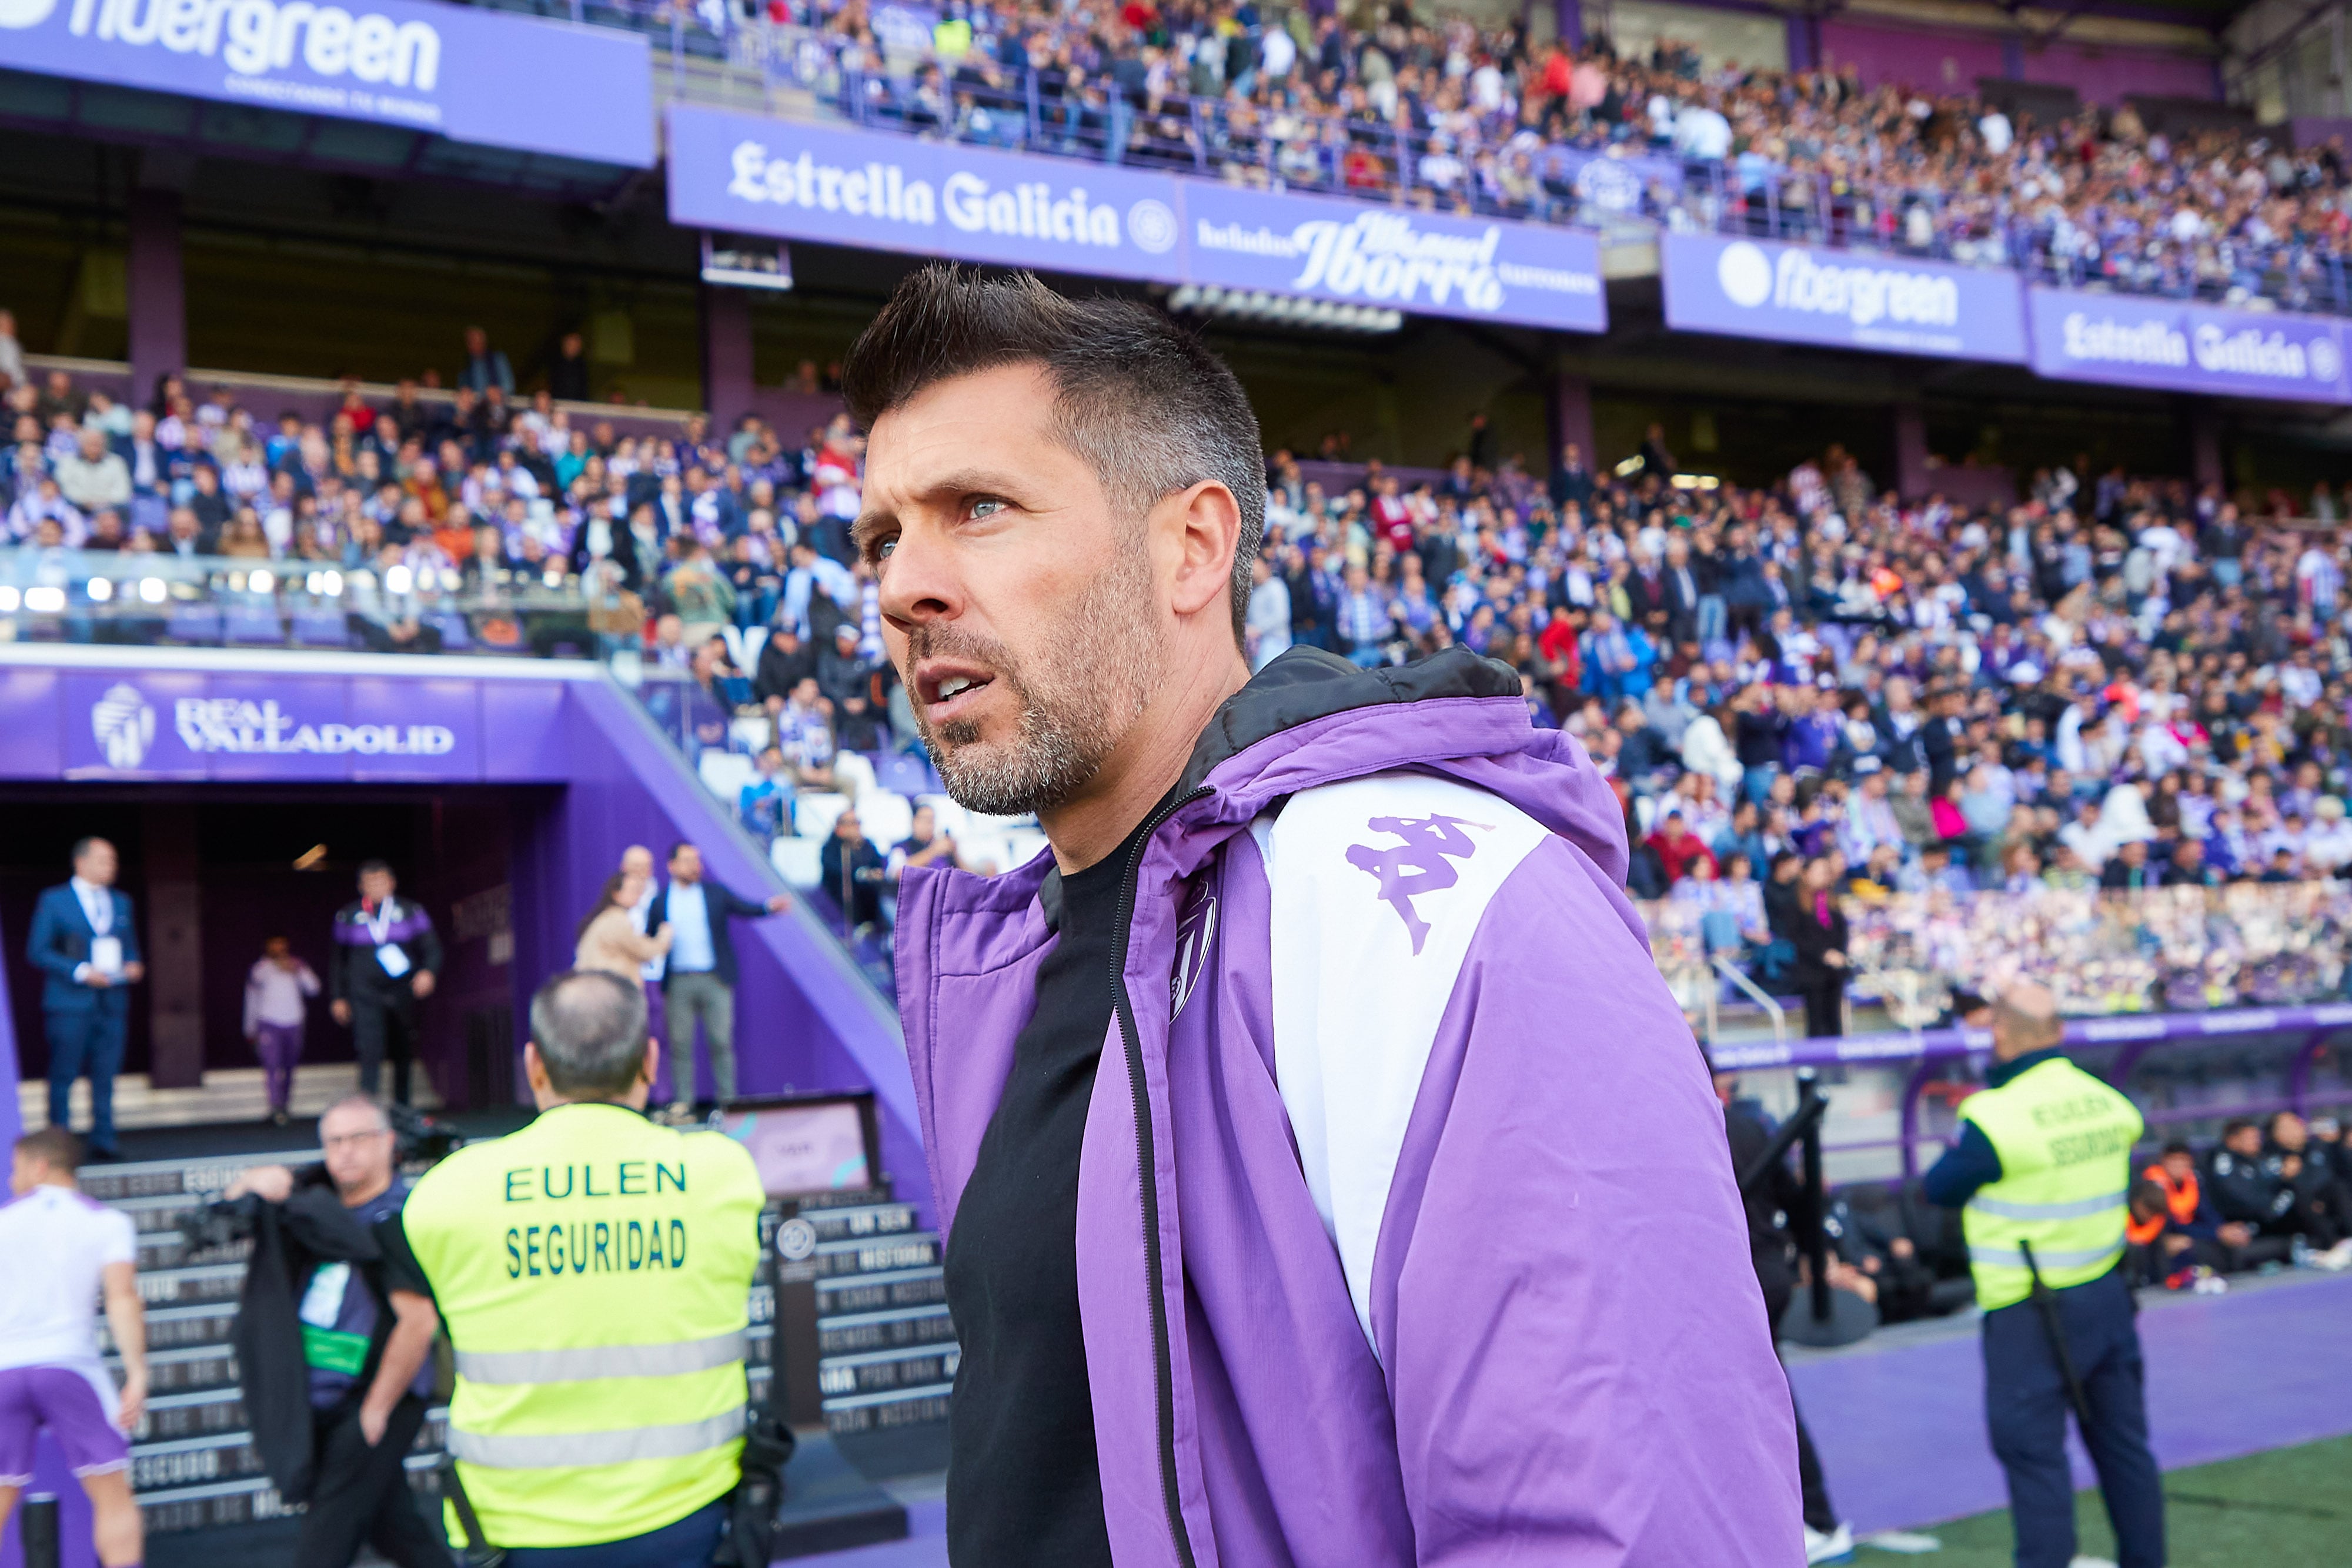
[{"x1": 2, "y1": 786, "x2": 550, "y2": 1112}]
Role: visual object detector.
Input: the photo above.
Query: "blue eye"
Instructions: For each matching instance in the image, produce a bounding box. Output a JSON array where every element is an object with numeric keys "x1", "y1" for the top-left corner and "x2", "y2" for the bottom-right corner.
[
  {"x1": 877, "y1": 539, "x2": 897, "y2": 559},
  {"x1": 971, "y1": 499, "x2": 1005, "y2": 519}
]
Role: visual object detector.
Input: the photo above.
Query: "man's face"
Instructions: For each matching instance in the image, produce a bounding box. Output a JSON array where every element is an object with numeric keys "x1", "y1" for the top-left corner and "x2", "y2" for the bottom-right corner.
[
  {"x1": 2226, "y1": 1125, "x2": 2263, "y2": 1156},
  {"x1": 75, "y1": 841, "x2": 117, "y2": 887},
  {"x1": 836, "y1": 813, "x2": 863, "y2": 844},
  {"x1": 2161, "y1": 1151, "x2": 2195, "y2": 1182},
  {"x1": 621, "y1": 846, "x2": 653, "y2": 881},
  {"x1": 859, "y1": 364, "x2": 1170, "y2": 817},
  {"x1": 359, "y1": 868, "x2": 394, "y2": 904},
  {"x1": 670, "y1": 845, "x2": 703, "y2": 884},
  {"x1": 320, "y1": 1104, "x2": 394, "y2": 1195}
]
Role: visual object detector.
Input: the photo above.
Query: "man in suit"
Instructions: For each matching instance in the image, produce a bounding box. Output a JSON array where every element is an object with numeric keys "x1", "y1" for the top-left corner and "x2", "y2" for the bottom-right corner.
[
  {"x1": 26, "y1": 838, "x2": 145, "y2": 1159},
  {"x1": 328, "y1": 862, "x2": 442, "y2": 1106},
  {"x1": 645, "y1": 842, "x2": 790, "y2": 1116}
]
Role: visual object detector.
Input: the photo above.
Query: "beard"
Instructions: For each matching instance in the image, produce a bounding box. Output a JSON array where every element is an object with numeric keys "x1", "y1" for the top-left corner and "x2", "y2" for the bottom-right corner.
[{"x1": 903, "y1": 533, "x2": 1166, "y2": 817}]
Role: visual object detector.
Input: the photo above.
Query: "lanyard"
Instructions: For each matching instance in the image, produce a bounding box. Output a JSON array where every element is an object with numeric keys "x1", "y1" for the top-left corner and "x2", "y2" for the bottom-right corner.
[{"x1": 362, "y1": 900, "x2": 398, "y2": 945}]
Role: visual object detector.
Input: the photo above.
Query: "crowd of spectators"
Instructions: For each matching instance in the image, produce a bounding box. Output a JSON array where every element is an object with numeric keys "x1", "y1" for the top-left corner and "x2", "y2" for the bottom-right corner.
[
  {"x1": 745, "y1": 0, "x2": 2352, "y2": 311},
  {"x1": 1242, "y1": 417, "x2": 2352, "y2": 1028},
  {"x1": 2126, "y1": 1112, "x2": 2352, "y2": 1288},
  {"x1": 14, "y1": 320, "x2": 2352, "y2": 1021}
]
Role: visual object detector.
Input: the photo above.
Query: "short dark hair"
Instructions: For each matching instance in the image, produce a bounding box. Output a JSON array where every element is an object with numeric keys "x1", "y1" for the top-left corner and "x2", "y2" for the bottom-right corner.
[
  {"x1": 529, "y1": 969, "x2": 650, "y2": 1098},
  {"x1": 2161, "y1": 1139, "x2": 2194, "y2": 1159},
  {"x1": 840, "y1": 266, "x2": 1265, "y2": 646},
  {"x1": 358, "y1": 859, "x2": 394, "y2": 881},
  {"x1": 2221, "y1": 1117, "x2": 2259, "y2": 1140},
  {"x1": 71, "y1": 836, "x2": 108, "y2": 864},
  {"x1": 667, "y1": 841, "x2": 695, "y2": 864},
  {"x1": 15, "y1": 1126, "x2": 83, "y2": 1175}
]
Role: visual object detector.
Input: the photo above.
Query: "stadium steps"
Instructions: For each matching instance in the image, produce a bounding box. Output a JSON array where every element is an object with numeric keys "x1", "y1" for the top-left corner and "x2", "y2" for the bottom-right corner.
[{"x1": 80, "y1": 1147, "x2": 960, "y2": 1532}]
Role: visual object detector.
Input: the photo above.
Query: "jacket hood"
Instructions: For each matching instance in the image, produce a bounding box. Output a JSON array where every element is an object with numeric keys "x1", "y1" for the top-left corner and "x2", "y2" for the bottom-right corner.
[{"x1": 1171, "y1": 644, "x2": 1631, "y2": 886}]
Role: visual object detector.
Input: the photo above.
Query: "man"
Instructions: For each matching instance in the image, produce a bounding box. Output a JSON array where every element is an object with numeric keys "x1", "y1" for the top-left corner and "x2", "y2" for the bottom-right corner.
[
  {"x1": 54, "y1": 427, "x2": 131, "y2": 513},
  {"x1": 647, "y1": 842, "x2": 789, "y2": 1114},
  {"x1": 28, "y1": 838, "x2": 145, "y2": 1160},
  {"x1": 457, "y1": 326, "x2": 514, "y2": 396},
  {"x1": 1719, "y1": 1072, "x2": 1852, "y2": 1562},
  {"x1": 215, "y1": 1099, "x2": 446, "y2": 1568},
  {"x1": 1923, "y1": 982, "x2": 2161, "y2": 1568},
  {"x1": 820, "y1": 808, "x2": 888, "y2": 932},
  {"x1": 402, "y1": 971, "x2": 765, "y2": 1567},
  {"x1": 329, "y1": 861, "x2": 442, "y2": 1105},
  {"x1": 0, "y1": 1128, "x2": 146, "y2": 1568},
  {"x1": 847, "y1": 268, "x2": 1795, "y2": 1564}
]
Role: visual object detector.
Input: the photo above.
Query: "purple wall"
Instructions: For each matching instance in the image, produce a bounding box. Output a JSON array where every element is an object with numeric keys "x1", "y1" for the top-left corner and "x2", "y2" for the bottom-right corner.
[
  {"x1": 1820, "y1": 19, "x2": 2006, "y2": 95},
  {"x1": 2023, "y1": 42, "x2": 2217, "y2": 107}
]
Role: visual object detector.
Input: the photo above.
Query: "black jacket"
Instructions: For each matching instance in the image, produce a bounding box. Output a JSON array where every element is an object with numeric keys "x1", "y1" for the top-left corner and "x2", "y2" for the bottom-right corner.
[
  {"x1": 644, "y1": 876, "x2": 771, "y2": 989},
  {"x1": 206, "y1": 1175, "x2": 426, "y2": 1503}
]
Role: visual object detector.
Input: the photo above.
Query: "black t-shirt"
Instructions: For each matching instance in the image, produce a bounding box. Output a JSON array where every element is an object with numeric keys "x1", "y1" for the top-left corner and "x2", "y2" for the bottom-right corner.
[{"x1": 943, "y1": 810, "x2": 1161, "y2": 1568}]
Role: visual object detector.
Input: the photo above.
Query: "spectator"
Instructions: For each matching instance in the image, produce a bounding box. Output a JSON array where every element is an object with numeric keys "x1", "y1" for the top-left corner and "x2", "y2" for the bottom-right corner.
[
  {"x1": 54, "y1": 427, "x2": 130, "y2": 513},
  {"x1": 243, "y1": 935, "x2": 322, "y2": 1128},
  {"x1": 1788, "y1": 856, "x2": 1850, "y2": 1038},
  {"x1": 456, "y1": 326, "x2": 513, "y2": 396},
  {"x1": 644, "y1": 842, "x2": 790, "y2": 1115},
  {"x1": 575, "y1": 867, "x2": 674, "y2": 987},
  {"x1": 820, "y1": 807, "x2": 888, "y2": 934}
]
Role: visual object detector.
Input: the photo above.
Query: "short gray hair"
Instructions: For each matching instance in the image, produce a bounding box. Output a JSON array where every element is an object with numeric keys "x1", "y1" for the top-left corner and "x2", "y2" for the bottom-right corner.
[
  {"x1": 840, "y1": 266, "x2": 1265, "y2": 647},
  {"x1": 528, "y1": 970, "x2": 650, "y2": 1098},
  {"x1": 319, "y1": 1093, "x2": 391, "y2": 1134}
]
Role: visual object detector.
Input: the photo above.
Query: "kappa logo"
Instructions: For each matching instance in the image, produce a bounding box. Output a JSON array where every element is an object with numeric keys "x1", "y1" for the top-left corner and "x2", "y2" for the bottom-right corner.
[{"x1": 1346, "y1": 813, "x2": 1493, "y2": 955}]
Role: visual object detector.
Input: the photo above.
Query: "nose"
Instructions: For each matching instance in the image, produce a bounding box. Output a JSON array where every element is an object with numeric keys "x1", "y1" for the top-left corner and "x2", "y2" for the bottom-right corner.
[{"x1": 876, "y1": 524, "x2": 963, "y2": 638}]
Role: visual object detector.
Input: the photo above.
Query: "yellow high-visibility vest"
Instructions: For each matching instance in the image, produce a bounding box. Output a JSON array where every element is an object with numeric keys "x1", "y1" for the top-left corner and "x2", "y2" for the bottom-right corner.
[
  {"x1": 1956, "y1": 1057, "x2": 2143, "y2": 1312},
  {"x1": 402, "y1": 1102, "x2": 766, "y2": 1547}
]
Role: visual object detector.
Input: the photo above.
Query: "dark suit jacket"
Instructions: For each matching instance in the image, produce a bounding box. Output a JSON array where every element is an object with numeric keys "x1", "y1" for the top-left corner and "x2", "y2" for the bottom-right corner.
[
  {"x1": 646, "y1": 876, "x2": 770, "y2": 990},
  {"x1": 28, "y1": 882, "x2": 141, "y2": 1013}
]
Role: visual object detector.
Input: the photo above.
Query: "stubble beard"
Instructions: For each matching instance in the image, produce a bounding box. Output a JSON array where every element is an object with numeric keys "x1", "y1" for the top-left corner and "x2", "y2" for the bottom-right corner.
[{"x1": 906, "y1": 535, "x2": 1165, "y2": 817}]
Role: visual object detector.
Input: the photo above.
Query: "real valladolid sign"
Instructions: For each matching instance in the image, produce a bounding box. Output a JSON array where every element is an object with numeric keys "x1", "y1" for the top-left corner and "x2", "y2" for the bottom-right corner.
[
  {"x1": 666, "y1": 104, "x2": 1609, "y2": 334},
  {"x1": 0, "y1": 0, "x2": 654, "y2": 166}
]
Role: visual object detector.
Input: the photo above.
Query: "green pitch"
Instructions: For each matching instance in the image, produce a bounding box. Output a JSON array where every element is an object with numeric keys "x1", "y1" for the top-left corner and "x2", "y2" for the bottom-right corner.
[{"x1": 1862, "y1": 1436, "x2": 2352, "y2": 1564}]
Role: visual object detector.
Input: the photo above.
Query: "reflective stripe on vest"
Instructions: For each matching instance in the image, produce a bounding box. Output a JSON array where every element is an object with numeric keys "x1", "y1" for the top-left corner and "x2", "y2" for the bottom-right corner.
[
  {"x1": 1957, "y1": 1057, "x2": 2144, "y2": 1312},
  {"x1": 447, "y1": 1406, "x2": 749, "y2": 1469},
  {"x1": 399, "y1": 1103, "x2": 769, "y2": 1549},
  {"x1": 1965, "y1": 1190, "x2": 2129, "y2": 1222},
  {"x1": 454, "y1": 1330, "x2": 748, "y2": 1385}
]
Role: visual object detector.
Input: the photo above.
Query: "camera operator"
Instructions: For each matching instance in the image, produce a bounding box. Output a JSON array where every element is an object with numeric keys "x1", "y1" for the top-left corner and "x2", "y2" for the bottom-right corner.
[{"x1": 211, "y1": 1096, "x2": 448, "y2": 1568}]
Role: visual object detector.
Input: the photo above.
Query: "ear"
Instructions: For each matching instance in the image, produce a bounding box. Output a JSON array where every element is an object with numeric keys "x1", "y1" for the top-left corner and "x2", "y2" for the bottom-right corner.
[
  {"x1": 523, "y1": 1041, "x2": 551, "y2": 1096},
  {"x1": 1159, "y1": 480, "x2": 1242, "y2": 624}
]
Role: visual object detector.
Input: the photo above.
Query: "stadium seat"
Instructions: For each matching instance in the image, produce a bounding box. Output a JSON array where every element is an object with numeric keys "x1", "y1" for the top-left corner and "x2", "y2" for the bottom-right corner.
[
  {"x1": 792, "y1": 792, "x2": 850, "y2": 841},
  {"x1": 720, "y1": 626, "x2": 747, "y2": 671},
  {"x1": 856, "y1": 789, "x2": 914, "y2": 848},
  {"x1": 223, "y1": 610, "x2": 285, "y2": 646},
  {"x1": 292, "y1": 612, "x2": 354, "y2": 648},
  {"x1": 770, "y1": 835, "x2": 824, "y2": 890},
  {"x1": 167, "y1": 608, "x2": 223, "y2": 643},
  {"x1": 697, "y1": 750, "x2": 757, "y2": 801},
  {"x1": 729, "y1": 714, "x2": 773, "y2": 754},
  {"x1": 741, "y1": 626, "x2": 769, "y2": 670}
]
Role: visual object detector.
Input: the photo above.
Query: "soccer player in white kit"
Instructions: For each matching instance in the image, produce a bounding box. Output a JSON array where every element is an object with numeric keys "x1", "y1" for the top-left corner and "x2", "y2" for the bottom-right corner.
[{"x1": 0, "y1": 1128, "x2": 149, "y2": 1568}]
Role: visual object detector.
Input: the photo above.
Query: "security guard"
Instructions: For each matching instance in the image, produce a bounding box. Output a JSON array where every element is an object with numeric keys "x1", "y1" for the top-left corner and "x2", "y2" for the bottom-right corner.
[
  {"x1": 402, "y1": 969, "x2": 765, "y2": 1568},
  {"x1": 1923, "y1": 980, "x2": 2163, "y2": 1568}
]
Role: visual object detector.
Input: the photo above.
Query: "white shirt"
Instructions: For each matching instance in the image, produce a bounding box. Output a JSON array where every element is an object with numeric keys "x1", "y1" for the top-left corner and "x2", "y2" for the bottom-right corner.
[
  {"x1": 665, "y1": 882, "x2": 716, "y2": 974},
  {"x1": 0, "y1": 1185, "x2": 136, "y2": 1376},
  {"x1": 71, "y1": 877, "x2": 113, "y2": 936}
]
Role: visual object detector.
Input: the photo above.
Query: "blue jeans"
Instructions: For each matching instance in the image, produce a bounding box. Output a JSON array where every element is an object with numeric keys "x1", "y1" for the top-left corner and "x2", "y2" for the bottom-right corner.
[
  {"x1": 1695, "y1": 594, "x2": 1726, "y2": 647},
  {"x1": 503, "y1": 1501, "x2": 727, "y2": 1568},
  {"x1": 46, "y1": 1003, "x2": 128, "y2": 1152},
  {"x1": 1741, "y1": 764, "x2": 1780, "y2": 807},
  {"x1": 1982, "y1": 1269, "x2": 2164, "y2": 1568}
]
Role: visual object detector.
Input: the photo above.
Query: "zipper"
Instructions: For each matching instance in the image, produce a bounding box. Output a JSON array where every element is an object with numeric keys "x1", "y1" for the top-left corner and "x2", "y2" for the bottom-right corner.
[{"x1": 1107, "y1": 784, "x2": 1211, "y2": 1568}]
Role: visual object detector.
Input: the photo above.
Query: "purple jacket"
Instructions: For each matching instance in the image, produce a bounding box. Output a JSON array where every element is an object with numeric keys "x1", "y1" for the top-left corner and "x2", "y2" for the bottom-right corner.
[{"x1": 897, "y1": 648, "x2": 1800, "y2": 1566}]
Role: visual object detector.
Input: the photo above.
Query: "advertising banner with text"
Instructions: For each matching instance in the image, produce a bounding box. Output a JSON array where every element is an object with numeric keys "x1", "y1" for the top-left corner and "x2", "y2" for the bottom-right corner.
[
  {"x1": 666, "y1": 104, "x2": 1608, "y2": 333},
  {"x1": 0, "y1": 0, "x2": 653, "y2": 167},
  {"x1": 2025, "y1": 287, "x2": 2351, "y2": 404},
  {"x1": 1661, "y1": 230, "x2": 2028, "y2": 363}
]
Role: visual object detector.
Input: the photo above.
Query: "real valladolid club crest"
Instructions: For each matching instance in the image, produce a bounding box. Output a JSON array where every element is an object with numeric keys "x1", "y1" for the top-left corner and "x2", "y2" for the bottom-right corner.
[{"x1": 91, "y1": 682, "x2": 157, "y2": 770}]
